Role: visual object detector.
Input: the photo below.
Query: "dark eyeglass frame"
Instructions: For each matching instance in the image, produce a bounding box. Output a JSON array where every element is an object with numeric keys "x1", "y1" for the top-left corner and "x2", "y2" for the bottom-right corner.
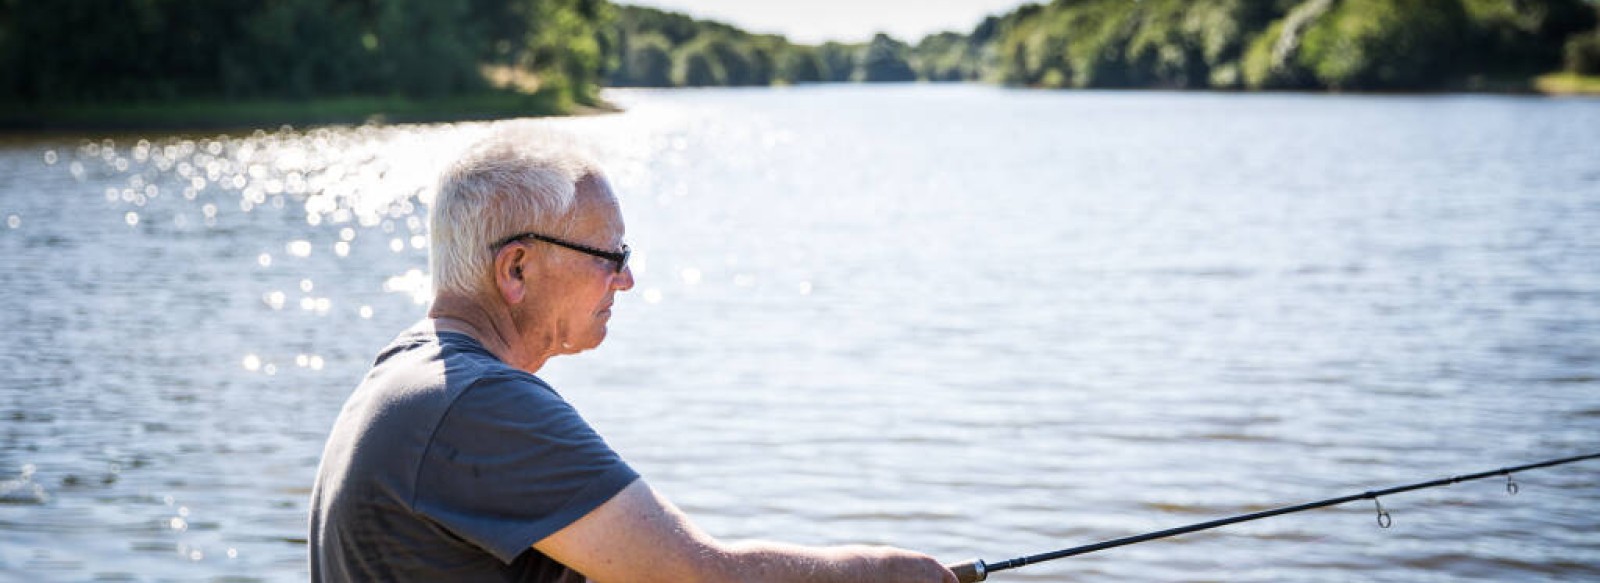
[{"x1": 492, "y1": 231, "x2": 630, "y2": 273}]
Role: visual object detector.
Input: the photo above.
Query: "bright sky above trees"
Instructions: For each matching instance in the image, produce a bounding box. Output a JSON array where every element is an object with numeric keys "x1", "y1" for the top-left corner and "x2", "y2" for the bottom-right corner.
[{"x1": 624, "y1": 0, "x2": 1032, "y2": 44}]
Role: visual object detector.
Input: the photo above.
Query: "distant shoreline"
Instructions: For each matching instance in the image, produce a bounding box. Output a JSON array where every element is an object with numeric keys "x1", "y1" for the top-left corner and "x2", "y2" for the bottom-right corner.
[
  {"x1": 0, "y1": 91, "x2": 614, "y2": 134},
  {"x1": 5, "y1": 75, "x2": 1596, "y2": 134}
]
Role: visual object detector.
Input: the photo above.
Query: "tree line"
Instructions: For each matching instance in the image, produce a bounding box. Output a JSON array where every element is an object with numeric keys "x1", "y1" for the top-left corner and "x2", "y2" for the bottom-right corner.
[
  {"x1": 603, "y1": 0, "x2": 1600, "y2": 91},
  {"x1": 3, "y1": 0, "x2": 1599, "y2": 113},
  {"x1": 949, "y1": 0, "x2": 1600, "y2": 91},
  {"x1": 0, "y1": 0, "x2": 612, "y2": 109},
  {"x1": 604, "y1": 5, "x2": 916, "y2": 86}
]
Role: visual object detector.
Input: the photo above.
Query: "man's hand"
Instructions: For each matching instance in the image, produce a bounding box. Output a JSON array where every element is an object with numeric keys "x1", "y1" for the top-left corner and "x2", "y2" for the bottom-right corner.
[{"x1": 826, "y1": 545, "x2": 959, "y2": 583}]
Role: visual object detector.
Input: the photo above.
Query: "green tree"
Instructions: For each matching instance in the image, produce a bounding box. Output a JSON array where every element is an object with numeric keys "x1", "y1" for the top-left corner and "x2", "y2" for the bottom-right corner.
[
  {"x1": 373, "y1": 0, "x2": 482, "y2": 98},
  {"x1": 777, "y1": 47, "x2": 824, "y2": 83},
  {"x1": 606, "y1": 3, "x2": 792, "y2": 88},
  {"x1": 1460, "y1": 0, "x2": 1599, "y2": 78},
  {"x1": 816, "y1": 42, "x2": 860, "y2": 82},
  {"x1": 620, "y1": 33, "x2": 674, "y2": 87},
  {"x1": 914, "y1": 32, "x2": 980, "y2": 81},
  {"x1": 977, "y1": 0, "x2": 1597, "y2": 91},
  {"x1": 234, "y1": 0, "x2": 371, "y2": 98},
  {"x1": 1242, "y1": 0, "x2": 1334, "y2": 89},
  {"x1": 0, "y1": 0, "x2": 621, "y2": 109},
  {"x1": 2, "y1": 0, "x2": 251, "y2": 103},
  {"x1": 745, "y1": 41, "x2": 777, "y2": 86},
  {"x1": 677, "y1": 35, "x2": 753, "y2": 85},
  {"x1": 674, "y1": 43, "x2": 724, "y2": 86},
  {"x1": 523, "y1": 0, "x2": 611, "y2": 105},
  {"x1": 1297, "y1": 0, "x2": 1469, "y2": 89},
  {"x1": 858, "y1": 33, "x2": 916, "y2": 82},
  {"x1": 1569, "y1": 30, "x2": 1600, "y2": 73}
]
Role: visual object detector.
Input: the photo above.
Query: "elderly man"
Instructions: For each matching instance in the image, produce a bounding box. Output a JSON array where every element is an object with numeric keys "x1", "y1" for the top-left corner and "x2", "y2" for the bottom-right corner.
[{"x1": 308, "y1": 130, "x2": 957, "y2": 583}]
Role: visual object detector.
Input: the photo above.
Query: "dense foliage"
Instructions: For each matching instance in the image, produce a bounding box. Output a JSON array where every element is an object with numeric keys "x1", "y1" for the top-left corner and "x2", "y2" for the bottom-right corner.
[
  {"x1": 0, "y1": 0, "x2": 612, "y2": 108},
  {"x1": 3, "y1": 0, "x2": 1598, "y2": 115},
  {"x1": 1571, "y1": 30, "x2": 1600, "y2": 73},
  {"x1": 918, "y1": 0, "x2": 1600, "y2": 91},
  {"x1": 605, "y1": 0, "x2": 1600, "y2": 91},
  {"x1": 604, "y1": 5, "x2": 918, "y2": 87}
]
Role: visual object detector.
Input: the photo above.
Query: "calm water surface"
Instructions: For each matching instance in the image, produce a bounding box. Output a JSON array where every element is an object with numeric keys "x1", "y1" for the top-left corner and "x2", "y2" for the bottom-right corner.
[{"x1": 1, "y1": 85, "x2": 1598, "y2": 581}]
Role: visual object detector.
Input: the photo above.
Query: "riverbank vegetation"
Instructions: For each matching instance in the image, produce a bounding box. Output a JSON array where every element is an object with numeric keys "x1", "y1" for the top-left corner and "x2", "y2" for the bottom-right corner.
[
  {"x1": 3, "y1": 0, "x2": 1599, "y2": 129},
  {"x1": 601, "y1": 0, "x2": 1600, "y2": 93},
  {"x1": 917, "y1": 0, "x2": 1600, "y2": 91},
  {"x1": 604, "y1": 5, "x2": 916, "y2": 86},
  {"x1": 0, "y1": 0, "x2": 612, "y2": 128}
]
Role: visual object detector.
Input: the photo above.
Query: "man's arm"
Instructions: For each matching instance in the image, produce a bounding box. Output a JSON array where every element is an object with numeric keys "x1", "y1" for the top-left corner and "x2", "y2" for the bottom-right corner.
[{"x1": 535, "y1": 480, "x2": 957, "y2": 583}]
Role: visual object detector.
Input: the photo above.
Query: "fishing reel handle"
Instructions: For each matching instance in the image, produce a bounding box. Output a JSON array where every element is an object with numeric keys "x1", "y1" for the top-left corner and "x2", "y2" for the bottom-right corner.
[{"x1": 947, "y1": 559, "x2": 988, "y2": 582}]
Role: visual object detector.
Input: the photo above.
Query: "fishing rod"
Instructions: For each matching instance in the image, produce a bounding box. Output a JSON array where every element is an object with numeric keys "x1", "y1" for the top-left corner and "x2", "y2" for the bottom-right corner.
[{"x1": 945, "y1": 452, "x2": 1600, "y2": 582}]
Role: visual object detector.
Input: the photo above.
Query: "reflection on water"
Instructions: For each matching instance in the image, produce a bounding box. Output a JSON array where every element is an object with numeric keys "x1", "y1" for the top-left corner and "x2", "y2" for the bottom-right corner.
[{"x1": 1, "y1": 85, "x2": 1598, "y2": 581}]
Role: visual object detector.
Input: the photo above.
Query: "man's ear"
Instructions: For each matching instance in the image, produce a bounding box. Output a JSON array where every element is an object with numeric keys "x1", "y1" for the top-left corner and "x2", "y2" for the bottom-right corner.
[{"x1": 494, "y1": 245, "x2": 530, "y2": 305}]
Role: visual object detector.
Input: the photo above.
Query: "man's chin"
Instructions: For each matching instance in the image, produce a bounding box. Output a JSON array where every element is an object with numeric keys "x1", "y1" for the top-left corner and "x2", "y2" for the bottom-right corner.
[{"x1": 565, "y1": 330, "x2": 606, "y2": 354}]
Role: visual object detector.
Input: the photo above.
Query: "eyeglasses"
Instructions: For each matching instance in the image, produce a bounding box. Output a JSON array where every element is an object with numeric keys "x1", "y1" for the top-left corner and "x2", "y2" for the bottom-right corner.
[{"x1": 493, "y1": 231, "x2": 630, "y2": 273}]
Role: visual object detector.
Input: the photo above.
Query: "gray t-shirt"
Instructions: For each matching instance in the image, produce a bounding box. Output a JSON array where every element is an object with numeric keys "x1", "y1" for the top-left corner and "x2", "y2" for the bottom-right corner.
[{"x1": 309, "y1": 327, "x2": 638, "y2": 582}]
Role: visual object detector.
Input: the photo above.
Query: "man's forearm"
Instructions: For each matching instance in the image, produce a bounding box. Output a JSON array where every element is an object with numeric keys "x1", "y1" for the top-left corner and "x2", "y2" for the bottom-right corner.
[{"x1": 538, "y1": 481, "x2": 952, "y2": 583}]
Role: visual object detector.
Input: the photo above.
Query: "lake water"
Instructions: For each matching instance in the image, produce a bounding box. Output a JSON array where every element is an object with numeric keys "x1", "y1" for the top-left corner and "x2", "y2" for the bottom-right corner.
[{"x1": 1, "y1": 84, "x2": 1598, "y2": 582}]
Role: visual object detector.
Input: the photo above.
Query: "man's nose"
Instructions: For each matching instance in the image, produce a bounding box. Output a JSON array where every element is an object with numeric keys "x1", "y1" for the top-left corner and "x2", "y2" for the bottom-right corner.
[{"x1": 612, "y1": 265, "x2": 635, "y2": 291}]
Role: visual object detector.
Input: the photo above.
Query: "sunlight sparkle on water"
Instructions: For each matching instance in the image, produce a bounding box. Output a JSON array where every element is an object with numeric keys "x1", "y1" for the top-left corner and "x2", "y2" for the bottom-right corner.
[
  {"x1": 40, "y1": 121, "x2": 604, "y2": 420},
  {"x1": 383, "y1": 269, "x2": 432, "y2": 304},
  {"x1": 0, "y1": 464, "x2": 47, "y2": 505}
]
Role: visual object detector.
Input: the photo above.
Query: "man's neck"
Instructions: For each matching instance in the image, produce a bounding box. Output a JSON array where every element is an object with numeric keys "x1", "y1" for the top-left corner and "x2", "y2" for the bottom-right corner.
[{"x1": 427, "y1": 293, "x2": 550, "y2": 372}]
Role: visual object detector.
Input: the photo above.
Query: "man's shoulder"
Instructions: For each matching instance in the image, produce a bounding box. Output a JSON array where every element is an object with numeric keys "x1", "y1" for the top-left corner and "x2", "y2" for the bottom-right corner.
[
  {"x1": 371, "y1": 328, "x2": 528, "y2": 383},
  {"x1": 352, "y1": 329, "x2": 514, "y2": 416},
  {"x1": 347, "y1": 327, "x2": 570, "y2": 448},
  {"x1": 387, "y1": 329, "x2": 560, "y2": 405},
  {"x1": 433, "y1": 332, "x2": 558, "y2": 396}
]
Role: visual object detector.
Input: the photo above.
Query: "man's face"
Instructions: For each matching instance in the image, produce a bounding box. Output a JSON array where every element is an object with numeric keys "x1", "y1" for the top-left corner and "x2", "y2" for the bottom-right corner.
[{"x1": 527, "y1": 175, "x2": 634, "y2": 355}]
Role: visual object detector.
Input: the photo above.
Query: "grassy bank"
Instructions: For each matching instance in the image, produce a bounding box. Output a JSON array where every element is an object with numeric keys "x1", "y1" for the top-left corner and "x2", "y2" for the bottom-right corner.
[
  {"x1": 0, "y1": 90, "x2": 593, "y2": 132},
  {"x1": 1534, "y1": 73, "x2": 1600, "y2": 95}
]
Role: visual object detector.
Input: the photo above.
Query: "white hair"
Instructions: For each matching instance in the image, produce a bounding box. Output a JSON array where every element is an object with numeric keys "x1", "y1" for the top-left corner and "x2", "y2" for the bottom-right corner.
[{"x1": 429, "y1": 129, "x2": 601, "y2": 297}]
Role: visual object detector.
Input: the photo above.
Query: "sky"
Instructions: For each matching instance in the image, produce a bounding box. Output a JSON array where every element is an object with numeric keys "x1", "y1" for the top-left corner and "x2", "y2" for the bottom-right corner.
[{"x1": 623, "y1": 0, "x2": 1034, "y2": 44}]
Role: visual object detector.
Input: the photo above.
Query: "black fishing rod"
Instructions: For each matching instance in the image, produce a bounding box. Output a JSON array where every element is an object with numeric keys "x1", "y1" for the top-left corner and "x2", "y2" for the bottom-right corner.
[{"x1": 946, "y1": 452, "x2": 1600, "y2": 582}]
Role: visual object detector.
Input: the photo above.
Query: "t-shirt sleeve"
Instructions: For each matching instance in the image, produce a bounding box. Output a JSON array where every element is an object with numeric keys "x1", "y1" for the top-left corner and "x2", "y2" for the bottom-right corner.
[{"x1": 412, "y1": 374, "x2": 639, "y2": 564}]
